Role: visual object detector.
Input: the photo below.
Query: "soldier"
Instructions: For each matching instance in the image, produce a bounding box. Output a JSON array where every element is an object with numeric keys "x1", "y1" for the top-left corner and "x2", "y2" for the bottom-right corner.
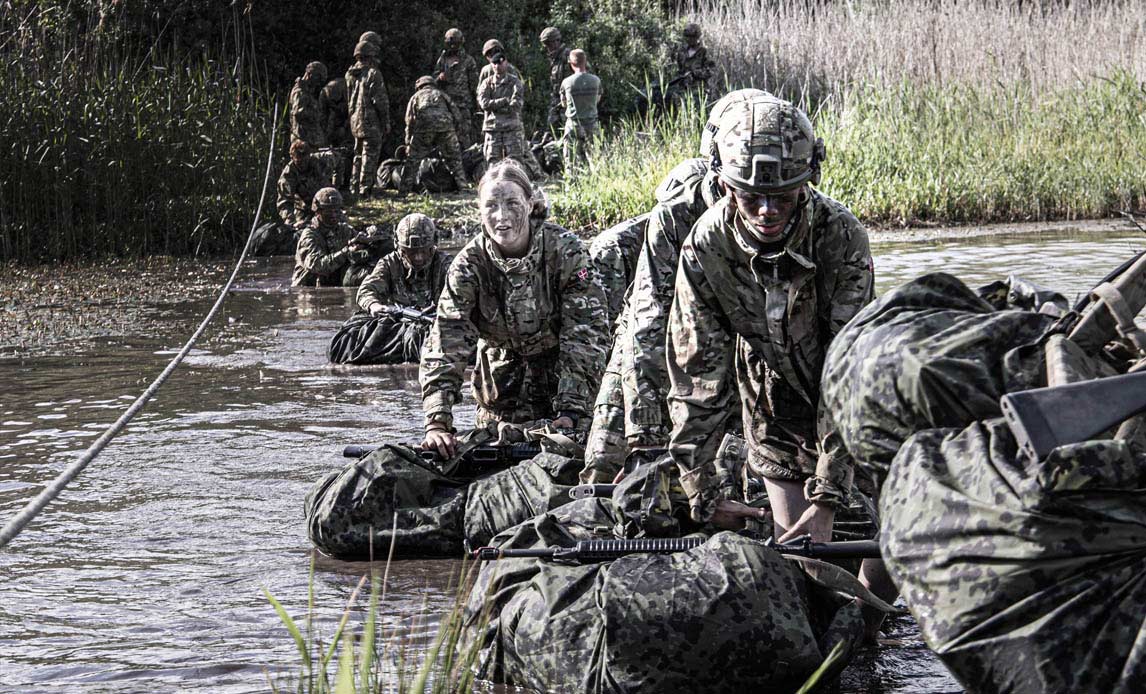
[
  {"x1": 433, "y1": 28, "x2": 480, "y2": 148},
  {"x1": 346, "y1": 37, "x2": 390, "y2": 197},
  {"x1": 666, "y1": 22, "x2": 717, "y2": 103},
  {"x1": 419, "y1": 160, "x2": 609, "y2": 458},
  {"x1": 289, "y1": 61, "x2": 328, "y2": 148},
  {"x1": 319, "y1": 76, "x2": 352, "y2": 191},
  {"x1": 664, "y1": 94, "x2": 895, "y2": 616},
  {"x1": 291, "y1": 187, "x2": 368, "y2": 287},
  {"x1": 476, "y1": 52, "x2": 541, "y2": 178},
  {"x1": 559, "y1": 48, "x2": 601, "y2": 172},
  {"x1": 587, "y1": 214, "x2": 644, "y2": 328},
  {"x1": 276, "y1": 140, "x2": 331, "y2": 227},
  {"x1": 357, "y1": 213, "x2": 450, "y2": 313},
  {"x1": 478, "y1": 39, "x2": 520, "y2": 85},
  {"x1": 539, "y1": 27, "x2": 573, "y2": 132},
  {"x1": 401, "y1": 75, "x2": 468, "y2": 194}
]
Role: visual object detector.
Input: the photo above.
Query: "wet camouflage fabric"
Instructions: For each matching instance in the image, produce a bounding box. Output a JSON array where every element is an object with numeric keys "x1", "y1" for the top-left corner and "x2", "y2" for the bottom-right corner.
[
  {"x1": 433, "y1": 49, "x2": 479, "y2": 145},
  {"x1": 355, "y1": 249, "x2": 450, "y2": 312},
  {"x1": 303, "y1": 429, "x2": 584, "y2": 558},
  {"x1": 669, "y1": 43, "x2": 717, "y2": 94},
  {"x1": 346, "y1": 60, "x2": 390, "y2": 194},
  {"x1": 402, "y1": 86, "x2": 466, "y2": 190},
  {"x1": 289, "y1": 77, "x2": 327, "y2": 148},
  {"x1": 546, "y1": 44, "x2": 574, "y2": 126},
  {"x1": 327, "y1": 312, "x2": 429, "y2": 365},
  {"x1": 624, "y1": 158, "x2": 720, "y2": 446},
  {"x1": 276, "y1": 156, "x2": 330, "y2": 225},
  {"x1": 420, "y1": 221, "x2": 609, "y2": 430},
  {"x1": 320, "y1": 78, "x2": 351, "y2": 147},
  {"x1": 667, "y1": 189, "x2": 873, "y2": 521},
  {"x1": 881, "y1": 418, "x2": 1146, "y2": 694},
  {"x1": 820, "y1": 272, "x2": 1057, "y2": 485},
  {"x1": 291, "y1": 218, "x2": 357, "y2": 287},
  {"x1": 462, "y1": 500, "x2": 866, "y2": 693},
  {"x1": 588, "y1": 213, "x2": 648, "y2": 327}
]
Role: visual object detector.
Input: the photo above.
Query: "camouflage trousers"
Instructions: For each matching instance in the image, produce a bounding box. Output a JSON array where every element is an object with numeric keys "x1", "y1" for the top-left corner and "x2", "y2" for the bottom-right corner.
[
  {"x1": 583, "y1": 336, "x2": 628, "y2": 482},
  {"x1": 482, "y1": 128, "x2": 543, "y2": 179},
  {"x1": 562, "y1": 119, "x2": 597, "y2": 173},
  {"x1": 401, "y1": 129, "x2": 467, "y2": 192},
  {"x1": 351, "y1": 136, "x2": 383, "y2": 195}
]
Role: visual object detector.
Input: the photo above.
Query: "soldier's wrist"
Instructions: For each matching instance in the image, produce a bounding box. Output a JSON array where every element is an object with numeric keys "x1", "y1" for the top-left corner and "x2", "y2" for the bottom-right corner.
[{"x1": 425, "y1": 413, "x2": 454, "y2": 433}]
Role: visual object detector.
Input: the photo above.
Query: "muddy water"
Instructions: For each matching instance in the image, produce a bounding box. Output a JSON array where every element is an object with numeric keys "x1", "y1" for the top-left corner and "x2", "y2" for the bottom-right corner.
[{"x1": 1, "y1": 228, "x2": 1142, "y2": 693}]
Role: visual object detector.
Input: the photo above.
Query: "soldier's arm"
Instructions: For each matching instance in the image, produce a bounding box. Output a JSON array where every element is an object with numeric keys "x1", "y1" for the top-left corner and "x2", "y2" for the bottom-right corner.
[
  {"x1": 552, "y1": 234, "x2": 610, "y2": 419},
  {"x1": 371, "y1": 74, "x2": 390, "y2": 135},
  {"x1": 288, "y1": 86, "x2": 304, "y2": 136},
  {"x1": 355, "y1": 258, "x2": 394, "y2": 312},
  {"x1": 276, "y1": 171, "x2": 296, "y2": 224},
  {"x1": 477, "y1": 79, "x2": 504, "y2": 111},
  {"x1": 508, "y1": 79, "x2": 525, "y2": 113},
  {"x1": 667, "y1": 239, "x2": 737, "y2": 524},
  {"x1": 419, "y1": 255, "x2": 480, "y2": 432},
  {"x1": 624, "y1": 203, "x2": 688, "y2": 444},
  {"x1": 297, "y1": 229, "x2": 351, "y2": 276}
]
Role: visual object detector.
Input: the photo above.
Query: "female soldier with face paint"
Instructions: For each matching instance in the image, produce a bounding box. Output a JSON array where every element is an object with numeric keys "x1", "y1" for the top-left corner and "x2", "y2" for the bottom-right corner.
[{"x1": 419, "y1": 159, "x2": 609, "y2": 458}]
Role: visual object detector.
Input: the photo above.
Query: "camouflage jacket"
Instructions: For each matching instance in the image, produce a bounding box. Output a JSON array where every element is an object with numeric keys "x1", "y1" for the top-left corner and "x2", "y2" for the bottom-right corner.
[
  {"x1": 478, "y1": 61, "x2": 521, "y2": 89},
  {"x1": 433, "y1": 49, "x2": 480, "y2": 112},
  {"x1": 588, "y1": 213, "x2": 647, "y2": 327},
  {"x1": 289, "y1": 77, "x2": 327, "y2": 148},
  {"x1": 405, "y1": 86, "x2": 463, "y2": 135},
  {"x1": 420, "y1": 221, "x2": 609, "y2": 429},
  {"x1": 477, "y1": 72, "x2": 525, "y2": 132},
  {"x1": 666, "y1": 190, "x2": 873, "y2": 521},
  {"x1": 356, "y1": 250, "x2": 450, "y2": 312},
  {"x1": 547, "y1": 45, "x2": 574, "y2": 119},
  {"x1": 276, "y1": 157, "x2": 330, "y2": 225},
  {"x1": 625, "y1": 158, "x2": 720, "y2": 444},
  {"x1": 346, "y1": 60, "x2": 390, "y2": 139},
  {"x1": 671, "y1": 44, "x2": 717, "y2": 87},
  {"x1": 291, "y1": 218, "x2": 357, "y2": 287},
  {"x1": 320, "y1": 78, "x2": 351, "y2": 147}
]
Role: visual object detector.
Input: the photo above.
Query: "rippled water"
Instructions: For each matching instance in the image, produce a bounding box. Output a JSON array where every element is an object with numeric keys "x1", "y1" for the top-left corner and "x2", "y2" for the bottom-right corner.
[{"x1": 1, "y1": 227, "x2": 1142, "y2": 693}]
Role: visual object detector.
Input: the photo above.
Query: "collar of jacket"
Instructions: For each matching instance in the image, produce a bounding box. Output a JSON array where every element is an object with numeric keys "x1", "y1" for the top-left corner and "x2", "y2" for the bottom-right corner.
[
  {"x1": 481, "y1": 218, "x2": 544, "y2": 275},
  {"x1": 728, "y1": 190, "x2": 816, "y2": 271}
]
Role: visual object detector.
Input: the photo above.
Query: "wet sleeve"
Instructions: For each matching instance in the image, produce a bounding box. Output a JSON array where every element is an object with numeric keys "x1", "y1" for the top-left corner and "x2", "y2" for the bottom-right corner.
[
  {"x1": 624, "y1": 203, "x2": 688, "y2": 444},
  {"x1": 667, "y1": 241, "x2": 737, "y2": 523},
  {"x1": 355, "y1": 260, "x2": 393, "y2": 312},
  {"x1": 553, "y1": 238, "x2": 610, "y2": 417},
  {"x1": 419, "y1": 255, "x2": 479, "y2": 431},
  {"x1": 297, "y1": 229, "x2": 349, "y2": 277}
]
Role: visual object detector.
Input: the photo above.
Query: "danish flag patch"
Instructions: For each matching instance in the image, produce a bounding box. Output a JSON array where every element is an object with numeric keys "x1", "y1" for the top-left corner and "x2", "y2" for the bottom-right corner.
[{"x1": 577, "y1": 267, "x2": 590, "y2": 281}]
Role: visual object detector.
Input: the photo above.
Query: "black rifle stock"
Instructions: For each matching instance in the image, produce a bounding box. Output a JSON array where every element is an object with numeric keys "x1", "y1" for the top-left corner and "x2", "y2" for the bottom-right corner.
[
  {"x1": 473, "y1": 536, "x2": 881, "y2": 563},
  {"x1": 1000, "y1": 369, "x2": 1146, "y2": 461}
]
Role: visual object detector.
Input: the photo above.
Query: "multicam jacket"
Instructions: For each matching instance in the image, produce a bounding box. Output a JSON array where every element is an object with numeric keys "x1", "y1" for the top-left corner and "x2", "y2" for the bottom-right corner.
[
  {"x1": 289, "y1": 77, "x2": 327, "y2": 148},
  {"x1": 666, "y1": 190, "x2": 873, "y2": 521},
  {"x1": 477, "y1": 72, "x2": 525, "y2": 133},
  {"x1": 276, "y1": 157, "x2": 330, "y2": 226},
  {"x1": 624, "y1": 158, "x2": 720, "y2": 444},
  {"x1": 588, "y1": 214, "x2": 646, "y2": 328},
  {"x1": 546, "y1": 45, "x2": 574, "y2": 123},
  {"x1": 420, "y1": 221, "x2": 609, "y2": 429},
  {"x1": 320, "y1": 78, "x2": 351, "y2": 147},
  {"x1": 433, "y1": 50, "x2": 480, "y2": 115},
  {"x1": 671, "y1": 44, "x2": 717, "y2": 89},
  {"x1": 291, "y1": 218, "x2": 357, "y2": 287},
  {"x1": 356, "y1": 250, "x2": 450, "y2": 312},
  {"x1": 346, "y1": 60, "x2": 390, "y2": 139},
  {"x1": 405, "y1": 86, "x2": 463, "y2": 135}
]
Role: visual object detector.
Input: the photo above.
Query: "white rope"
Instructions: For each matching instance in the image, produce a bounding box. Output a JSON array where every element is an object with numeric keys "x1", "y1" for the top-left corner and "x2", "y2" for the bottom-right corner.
[{"x1": 0, "y1": 103, "x2": 281, "y2": 551}]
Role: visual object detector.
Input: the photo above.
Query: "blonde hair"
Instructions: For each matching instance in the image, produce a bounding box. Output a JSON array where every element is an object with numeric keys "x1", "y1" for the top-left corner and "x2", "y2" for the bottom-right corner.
[
  {"x1": 477, "y1": 159, "x2": 549, "y2": 221},
  {"x1": 569, "y1": 49, "x2": 587, "y2": 68}
]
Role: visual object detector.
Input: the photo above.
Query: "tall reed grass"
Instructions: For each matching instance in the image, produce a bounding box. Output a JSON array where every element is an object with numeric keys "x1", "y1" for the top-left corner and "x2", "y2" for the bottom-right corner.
[{"x1": 0, "y1": 6, "x2": 275, "y2": 262}]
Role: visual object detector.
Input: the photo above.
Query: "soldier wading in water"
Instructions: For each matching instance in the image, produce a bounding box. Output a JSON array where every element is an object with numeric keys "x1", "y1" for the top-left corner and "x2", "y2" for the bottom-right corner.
[{"x1": 420, "y1": 159, "x2": 608, "y2": 458}]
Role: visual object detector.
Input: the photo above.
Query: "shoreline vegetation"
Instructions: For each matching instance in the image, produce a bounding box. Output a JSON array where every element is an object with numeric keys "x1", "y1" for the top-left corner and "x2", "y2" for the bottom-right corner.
[{"x1": 2, "y1": 1, "x2": 1143, "y2": 263}]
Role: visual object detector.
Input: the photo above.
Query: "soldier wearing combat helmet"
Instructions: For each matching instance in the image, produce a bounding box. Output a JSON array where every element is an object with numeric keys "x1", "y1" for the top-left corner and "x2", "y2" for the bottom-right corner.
[
  {"x1": 478, "y1": 39, "x2": 520, "y2": 84},
  {"x1": 433, "y1": 28, "x2": 480, "y2": 148},
  {"x1": 664, "y1": 94, "x2": 895, "y2": 619},
  {"x1": 357, "y1": 213, "x2": 451, "y2": 314},
  {"x1": 289, "y1": 61, "x2": 329, "y2": 148},
  {"x1": 539, "y1": 27, "x2": 574, "y2": 132},
  {"x1": 666, "y1": 22, "x2": 717, "y2": 102},
  {"x1": 400, "y1": 75, "x2": 468, "y2": 194},
  {"x1": 346, "y1": 37, "x2": 390, "y2": 197},
  {"x1": 292, "y1": 187, "x2": 365, "y2": 287}
]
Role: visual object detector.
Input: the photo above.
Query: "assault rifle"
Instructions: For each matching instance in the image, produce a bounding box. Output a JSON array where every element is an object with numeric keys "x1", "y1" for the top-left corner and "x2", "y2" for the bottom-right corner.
[
  {"x1": 1001, "y1": 369, "x2": 1146, "y2": 461},
  {"x1": 381, "y1": 305, "x2": 435, "y2": 325},
  {"x1": 473, "y1": 535, "x2": 881, "y2": 563}
]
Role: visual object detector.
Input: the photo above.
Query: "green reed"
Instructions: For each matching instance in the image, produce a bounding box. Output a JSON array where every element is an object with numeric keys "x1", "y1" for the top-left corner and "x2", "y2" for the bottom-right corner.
[{"x1": 0, "y1": 8, "x2": 275, "y2": 262}]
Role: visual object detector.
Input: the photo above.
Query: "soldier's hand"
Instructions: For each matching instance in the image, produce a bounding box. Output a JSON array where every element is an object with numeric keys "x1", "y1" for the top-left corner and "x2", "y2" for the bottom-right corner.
[
  {"x1": 710, "y1": 499, "x2": 768, "y2": 530},
  {"x1": 437, "y1": 71, "x2": 447, "y2": 82},
  {"x1": 368, "y1": 302, "x2": 386, "y2": 317},
  {"x1": 551, "y1": 415, "x2": 575, "y2": 429},
  {"x1": 422, "y1": 428, "x2": 457, "y2": 459},
  {"x1": 777, "y1": 503, "x2": 835, "y2": 544}
]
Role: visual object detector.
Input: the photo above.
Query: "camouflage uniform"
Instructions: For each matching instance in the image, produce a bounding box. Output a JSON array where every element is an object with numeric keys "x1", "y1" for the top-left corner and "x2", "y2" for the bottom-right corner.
[
  {"x1": 478, "y1": 61, "x2": 520, "y2": 86},
  {"x1": 320, "y1": 78, "x2": 351, "y2": 148},
  {"x1": 289, "y1": 70, "x2": 327, "y2": 148},
  {"x1": 669, "y1": 43, "x2": 717, "y2": 96},
  {"x1": 546, "y1": 44, "x2": 574, "y2": 129},
  {"x1": 402, "y1": 80, "x2": 467, "y2": 192},
  {"x1": 559, "y1": 69, "x2": 601, "y2": 170},
  {"x1": 275, "y1": 155, "x2": 330, "y2": 226},
  {"x1": 356, "y1": 249, "x2": 450, "y2": 312},
  {"x1": 346, "y1": 52, "x2": 390, "y2": 196},
  {"x1": 667, "y1": 191, "x2": 873, "y2": 522},
  {"x1": 588, "y1": 213, "x2": 646, "y2": 328},
  {"x1": 477, "y1": 71, "x2": 541, "y2": 177},
  {"x1": 433, "y1": 48, "x2": 480, "y2": 147},
  {"x1": 291, "y1": 216, "x2": 358, "y2": 287},
  {"x1": 420, "y1": 220, "x2": 609, "y2": 429}
]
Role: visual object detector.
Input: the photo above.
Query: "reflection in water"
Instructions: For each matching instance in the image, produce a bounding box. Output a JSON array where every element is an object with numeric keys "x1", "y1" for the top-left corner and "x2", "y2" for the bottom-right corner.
[{"x1": 0, "y1": 230, "x2": 1142, "y2": 693}]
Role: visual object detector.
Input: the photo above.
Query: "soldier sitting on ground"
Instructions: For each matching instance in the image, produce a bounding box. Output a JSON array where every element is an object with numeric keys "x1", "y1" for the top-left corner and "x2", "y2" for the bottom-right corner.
[
  {"x1": 419, "y1": 159, "x2": 609, "y2": 458},
  {"x1": 276, "y1": 140, "x2": 331, "y2": 228},
  {"x1": 401, "y1": 76, "x2": 469, "y2": 195},
  {"x1": 434, "y1": 28, "x2": 480, "y2": 149},
  {"x1": 289, "y1": 61, "x2": 329, "y2": 149},
  {"x1": 291, "y1": 187, "x2": 371, "y2": 287}
]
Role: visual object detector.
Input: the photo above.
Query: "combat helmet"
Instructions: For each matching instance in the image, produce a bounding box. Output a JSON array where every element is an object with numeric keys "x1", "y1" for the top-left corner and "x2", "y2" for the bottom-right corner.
[
  {"x1": 444, "y1": 28, "x2": 464, "y2": 47},
  {"x1": 482, "y1": 39, "x2": 504, "y2": 57},
  {"x1": 415, "y1": 75, "x2": 434, "y2": 90},
  {"x1": 354, "y1": 40, "x2": 379, "y2": 59},
  {"x1": 712, "y1": 94, "x2": 824, "y2": 193},
  {"x1": 304, "y1": 61, "x2": 328, "y2": 83},
  {"x1": 359, "y1": 31, "x2": 382, "y2": 47},
  {"x1": 396, "y1": 213, "x2": 437, "y2": 248},
  {"x1": 683, "y1": 23, "x2": 701, "y2": 39},
  {"x1": 312, "y1": 187, "x2": 344, "y2": 211},
  {"x1": 700, "y1": 88, "x2": 771, "y2": 160},
  {"x1": 539, "y1": 27, "x2": 561, "y2": 44}
]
